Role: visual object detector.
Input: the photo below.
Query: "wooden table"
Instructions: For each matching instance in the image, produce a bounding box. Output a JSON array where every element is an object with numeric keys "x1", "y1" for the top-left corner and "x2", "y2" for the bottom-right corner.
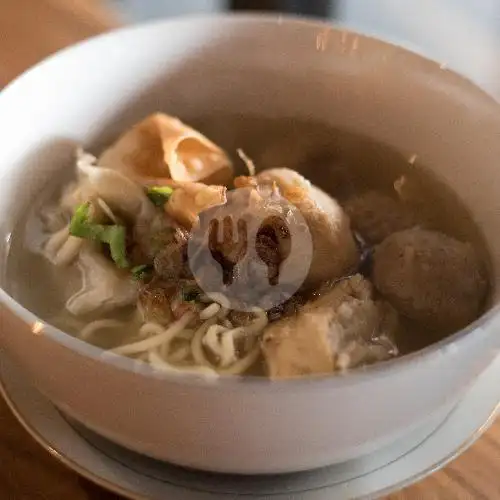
[{"x1": 0, "y1": 1, "x2": 499, "y2": 498}]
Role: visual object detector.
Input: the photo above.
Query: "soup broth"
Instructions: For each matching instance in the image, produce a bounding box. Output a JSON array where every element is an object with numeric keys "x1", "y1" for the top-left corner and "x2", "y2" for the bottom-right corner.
[{"x1": 5, "y1": 115, "x2": 491, "y2": 376}]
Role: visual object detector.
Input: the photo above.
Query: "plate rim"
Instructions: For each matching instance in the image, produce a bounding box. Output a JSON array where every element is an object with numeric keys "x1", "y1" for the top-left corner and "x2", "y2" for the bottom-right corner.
[{"x1": 0, "y1": 360, "x2": 499, "y2": 500}]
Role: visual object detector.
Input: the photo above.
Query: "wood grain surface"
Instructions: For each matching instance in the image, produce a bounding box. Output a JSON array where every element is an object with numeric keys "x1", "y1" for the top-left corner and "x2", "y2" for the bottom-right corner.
[{"x1": 0, "y1": 1, "x2": 499, "y2": 499}]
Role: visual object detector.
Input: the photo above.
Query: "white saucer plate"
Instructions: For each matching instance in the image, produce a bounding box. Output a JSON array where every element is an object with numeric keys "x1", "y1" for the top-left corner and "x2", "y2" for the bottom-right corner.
[{"x1": 1, "y1": 354, "x2": 499, "y2": 500}]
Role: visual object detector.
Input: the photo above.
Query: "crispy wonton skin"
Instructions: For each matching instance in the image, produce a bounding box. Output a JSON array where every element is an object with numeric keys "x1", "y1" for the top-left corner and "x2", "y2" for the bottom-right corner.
[{"x1": 99, "y1": 113, "x2": 233, "y2": 186}]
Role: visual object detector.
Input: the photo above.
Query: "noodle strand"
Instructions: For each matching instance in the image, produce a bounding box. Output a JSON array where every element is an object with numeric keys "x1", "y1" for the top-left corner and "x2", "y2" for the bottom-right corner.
[
  {"x1": 191, "y1": 317, "x2": 219, "y2": 368},
  {"x1": 111, "y1": 313, "x2": 194, "y2": 356},
  {"x1": 79, "y1": 319, "x2": 125, "y2": 340}
]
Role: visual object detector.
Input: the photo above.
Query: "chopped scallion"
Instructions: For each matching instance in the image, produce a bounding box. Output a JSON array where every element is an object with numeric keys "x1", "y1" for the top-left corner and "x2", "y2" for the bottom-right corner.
[
  {"x1": 100, "y1": 225, "x2": 128, "y2": 269},
  {"x1": 69, "y1": 202, "x2": 129, "y2": 268},
  {"x1": 147, "y1": 186, "x2": 174, "y2": 207}
]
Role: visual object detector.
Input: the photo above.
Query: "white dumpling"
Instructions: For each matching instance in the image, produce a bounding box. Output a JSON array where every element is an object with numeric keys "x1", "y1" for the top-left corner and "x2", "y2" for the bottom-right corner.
[
  {"x1": 68, "y1": 149, "x2": 155, "y2": 222},
  {"x1": 66, "y1": 245, "x2": 138, "y2": 316}
]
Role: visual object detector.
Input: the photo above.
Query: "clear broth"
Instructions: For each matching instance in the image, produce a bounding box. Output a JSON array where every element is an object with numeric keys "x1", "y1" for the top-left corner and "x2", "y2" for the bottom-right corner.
[{"x1": 5, "y1": 115, "x2": 491, "y2": 362}]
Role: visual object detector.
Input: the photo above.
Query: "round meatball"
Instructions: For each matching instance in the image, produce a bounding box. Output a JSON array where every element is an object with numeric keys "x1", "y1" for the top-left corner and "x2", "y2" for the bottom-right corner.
[
  {"x1": 372, "y1": 228, "x2": 488, "y2": 330},
  {"x1": 344, "y1": 191, "x2": 418, "y2": 244},
  {"x1": 256, "y1": 168, "x2": 359, "y2": 289},
  {"x1": 134, "y1": 212, "x2": 188, "y2": 261},
  {"x1": 153, "y1": 242, "x2": 189, "y2": 281}
]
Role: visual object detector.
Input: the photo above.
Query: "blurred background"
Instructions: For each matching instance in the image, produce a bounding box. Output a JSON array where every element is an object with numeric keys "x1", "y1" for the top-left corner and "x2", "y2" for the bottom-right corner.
[{"x1": 2, "y1": 0, "x2": 500, "y2": 96}]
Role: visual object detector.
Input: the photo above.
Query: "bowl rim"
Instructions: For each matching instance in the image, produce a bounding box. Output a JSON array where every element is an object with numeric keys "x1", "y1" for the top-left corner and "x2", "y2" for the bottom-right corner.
[{"x1": 0, "y1": 12, "x2": 499, "y2": 390}]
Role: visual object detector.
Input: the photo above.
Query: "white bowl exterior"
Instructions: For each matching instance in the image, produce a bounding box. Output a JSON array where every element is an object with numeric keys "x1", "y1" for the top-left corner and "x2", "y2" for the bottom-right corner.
[{"x1": 0, "y1": 16, "x2": 500, "y2": 473}]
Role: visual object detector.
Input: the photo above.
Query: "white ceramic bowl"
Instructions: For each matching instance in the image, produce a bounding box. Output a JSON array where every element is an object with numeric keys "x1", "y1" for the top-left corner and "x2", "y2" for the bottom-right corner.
[{"x1": 1, "y1": 14, "x2": 500, "y2": 475}]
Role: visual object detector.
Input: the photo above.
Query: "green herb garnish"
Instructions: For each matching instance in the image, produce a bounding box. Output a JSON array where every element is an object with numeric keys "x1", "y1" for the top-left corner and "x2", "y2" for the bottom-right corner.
[
  {"x1": 69, "y1": 202, "x2": 100, "y2": 239},
  {"x1": 100, "y1": 225, "x2": 128, "y2": 269},
  {"x1": 69, "y1": 202, "x2": 129, "y2": 268},
  {"x1": 131, "y1": 264, "x2": 153, "y2": 281},
  {"x1": 147, "y1": 186, "x2": 174, "y2": 207}
]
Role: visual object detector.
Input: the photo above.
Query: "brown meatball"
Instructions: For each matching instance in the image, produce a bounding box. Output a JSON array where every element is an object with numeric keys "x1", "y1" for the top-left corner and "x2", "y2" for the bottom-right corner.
[
  {"x1": 153, "y1": 242, "x2": 188, "y2": 281},
  {"x1": 372, "y1": 228, "x2": 488, "y2": 330},
  {"x1": 133, "y1": 211, "x2": 191, "y2": 281},
  {"x1": 344, "y1": 191, "x2": 418, "y2": 244},
  {"x1": 134, "y1": 212, "x2": 189, "y2": 261}
]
